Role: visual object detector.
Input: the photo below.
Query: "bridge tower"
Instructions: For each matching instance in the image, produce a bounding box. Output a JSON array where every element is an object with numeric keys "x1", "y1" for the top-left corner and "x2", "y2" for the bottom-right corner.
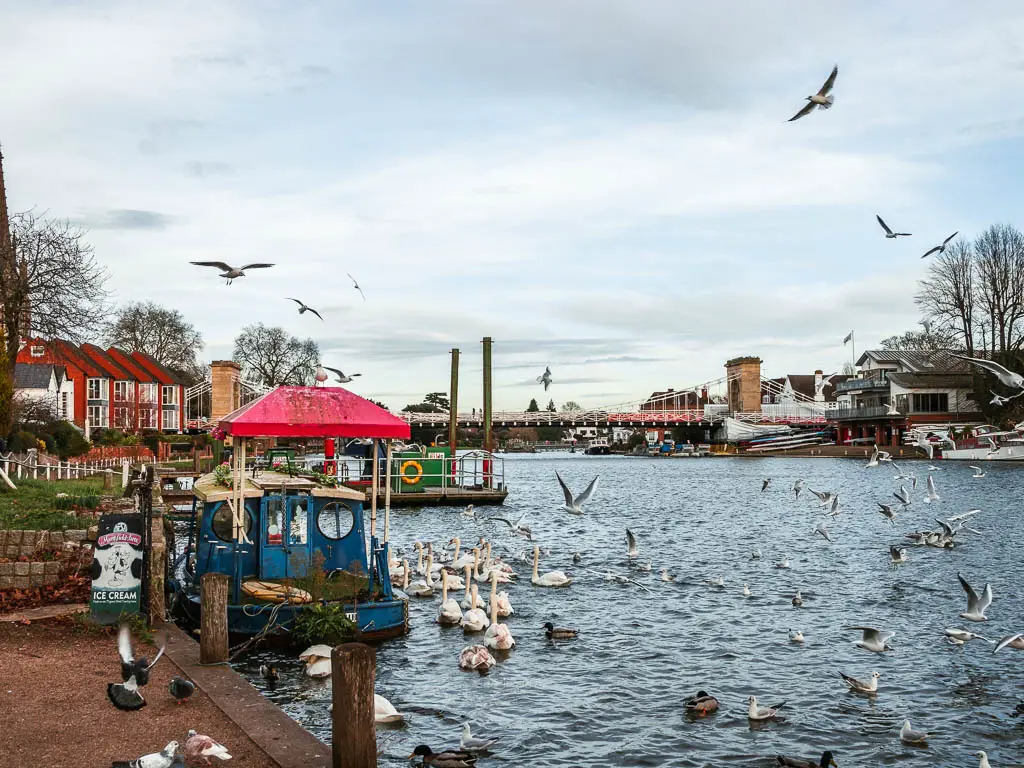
[
  {"x1": 725, "y1": 356, "x2": 762, "y2": 414},
  {"x1": 211, "y1": 360, "x2": 243, "y2": 421}
]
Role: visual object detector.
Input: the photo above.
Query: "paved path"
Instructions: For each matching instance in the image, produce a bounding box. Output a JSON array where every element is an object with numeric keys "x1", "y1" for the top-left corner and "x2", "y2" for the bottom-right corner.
[
  {"x1": 162, "y1": 623, "x2": 331, "y2": 768},
  {"x1": 0, "y1": 602, "x2": 87, "y2": 623}
]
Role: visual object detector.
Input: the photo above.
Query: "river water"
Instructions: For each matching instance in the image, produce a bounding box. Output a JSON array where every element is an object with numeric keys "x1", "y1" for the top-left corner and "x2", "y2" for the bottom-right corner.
[{"x1": 236, "y1": 454, "x2": 1024, "y2": 767}]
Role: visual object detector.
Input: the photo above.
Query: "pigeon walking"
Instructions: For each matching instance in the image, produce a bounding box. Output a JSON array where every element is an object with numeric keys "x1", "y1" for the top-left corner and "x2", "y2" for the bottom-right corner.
[
  {"x1": 168, "y1": 676, "x2": 196, "y2": 704},
  {"x1": 788, "y1": 65, "x2": 838, "y2": 121},
  {"x1": 286, "y1": 298, "x2": 324, "y2": 320},
  {"x1": 110, "y1": 741, "x2": 178, "y2": 768},
  {"x1": 190, "y1": 261, "x2": 273, "y2": 285},
  {"x1": 184, "y1": 730, "x2": 232, "y2": 764}
]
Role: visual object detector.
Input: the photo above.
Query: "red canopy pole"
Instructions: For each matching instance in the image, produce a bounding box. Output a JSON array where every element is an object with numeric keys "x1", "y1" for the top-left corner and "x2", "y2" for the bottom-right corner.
[
  {"x1": 370, "y1": 438, "x2": 379, "y2": 539},
  {"x1": 324, "y1": 437, "x2": 336, "y2": 477}
]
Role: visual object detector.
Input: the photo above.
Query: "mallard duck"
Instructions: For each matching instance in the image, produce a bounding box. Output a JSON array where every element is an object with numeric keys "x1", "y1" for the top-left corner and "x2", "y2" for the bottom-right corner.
[
  {"x1": 684, "y1": 690, "x2": 719, "y2": 716},
  {"x1": 543, "y1": 622, "x2": 578, "y2": 640},
  {"x1": 775, "y1": 750, "x2": 837, "y2": 768},
  {"x1": 259, "y1": 664, "x2": 279, "y2": 682},
  {"x1": 409, "y1": 744, "x2": 477, "y2": 767}
]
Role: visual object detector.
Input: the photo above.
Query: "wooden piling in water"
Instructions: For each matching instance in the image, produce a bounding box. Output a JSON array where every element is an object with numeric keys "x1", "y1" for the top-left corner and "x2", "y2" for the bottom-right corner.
[
  {"x1": 449, "y1": 348, "x2": 460, "y2": 452},
  {"x1": 331, "y1": 643, "x2": 377, "y2": 768},
  {"x1": 200, "y1": 572, "x2": 230, "y2": 664}
]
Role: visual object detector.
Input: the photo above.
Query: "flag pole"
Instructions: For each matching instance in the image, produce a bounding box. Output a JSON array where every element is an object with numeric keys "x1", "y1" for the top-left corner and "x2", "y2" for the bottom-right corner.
[{"x1": 851, "y1": 330, "x2": 855, "y2": 368}]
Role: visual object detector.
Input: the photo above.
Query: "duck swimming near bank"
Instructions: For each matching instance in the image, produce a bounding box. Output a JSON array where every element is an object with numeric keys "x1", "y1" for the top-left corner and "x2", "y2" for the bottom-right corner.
[
  {"x1": 684, "y1": 690, "x2": 719, "y2": 716},
  {"x1": 259, "y1": 665, "x2": 279, "y2": 682},
  {"x1": 409, "y1": 744, "x2": 477, "y2": 767}
]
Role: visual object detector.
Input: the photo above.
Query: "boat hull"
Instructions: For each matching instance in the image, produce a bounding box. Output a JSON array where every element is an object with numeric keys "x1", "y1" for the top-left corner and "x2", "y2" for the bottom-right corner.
[
  {"x1": 942, "y1": 446, "x2": 1024, "y2": 461},
  {"x1": 173, "y1": 592, "x2": 409, "y2": 643}
]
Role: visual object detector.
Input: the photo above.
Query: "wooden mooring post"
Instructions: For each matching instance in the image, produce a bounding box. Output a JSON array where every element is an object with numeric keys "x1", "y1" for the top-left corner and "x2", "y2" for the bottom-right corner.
[
  {"x1": 200, "y1": 572, "x2": 230, "y2": 664},
  {"x1": 331, "y1": 643, "x2": 377, "y2": 768}
]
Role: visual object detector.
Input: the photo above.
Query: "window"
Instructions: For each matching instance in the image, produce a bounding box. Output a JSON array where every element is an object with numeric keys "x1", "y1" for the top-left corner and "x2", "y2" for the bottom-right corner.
[
  {"x1": 30, "y1": 345, "x2": 44, "y2": 357},
  {"x1": 912, "y1": 393, "x2": 948, "y2": 413},
  {"x1": 114, "y1": 380, "x2": 134, "y2": 402},
  {"x1": 60, "y1": 392, "x2": 71, "y2": 419},
  {"x1": 211, "y1": 504, "x2": 254, "y2": 542},
  {"x1": 87, "y1": 405, "x2": 108, "y2": 428},
  {"x1": 162, "y1": 408, "x2": 179, "y2": 431},
  {"x1": 139, "y1": 383, "x2": 158, "y2": 404},
  {"x1": 139, "y1": 408, "x2": 157, "y2": 429},
  {"x1": 113, "y1": 407, "x2": 135, "y2": 430},
  {"x1": 87, "y1": 378, "x2": 105, "y2": 400},
  {"x1": 162, "y1": 385, "x2": 178, "y2": 405},
  {"x1": 317, "y1": 502, "x2": 355, "y2": 540}
]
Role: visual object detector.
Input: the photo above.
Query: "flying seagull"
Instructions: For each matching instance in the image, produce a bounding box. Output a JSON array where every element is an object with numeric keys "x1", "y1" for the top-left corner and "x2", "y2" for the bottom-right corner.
[
  {"x1": 556, "y1": 471, "x2": 599, "y2": 514},
  {"x1": 537, "y1": 366, "x2": 552, "y2": 391},
  {"x1": 993, "y1": 633, "x2": 1024, "y2": 653},
  {"x1": 761, "y1": 478, "x2": 771, "y2": 492},
  {"x1": 626, "y1": 528, "x2": 639, "y2": 558},
  {"x1": 953, "y1": 355, "x2": 1024, "y2": 390},
  {"x1": 889, "y1": 546, "x2": 909, "y2": 568},
  {"x1": 111, "y1": 741, "x2": 179, "y2": 768},
  {"x1": 920, "y1": 231, "x2": 959, "y2": 259},
  {"x1": 845, "y1": 625, "x2": 894, "y2": 653},
  {"x1": 287, "y1": 298, "x2": 324, "y2": 320},
  {"x1": 877, "y1": 215, "x2": 911, "y2": 238},
  {"x1": 958, "y1": 572, "x2": 993, "y2": 622},
  {"x1": 788, "y1": 65, "x2": 838, "y2": 122},
  {"x1": 792, "y1": 479, "x2": 804, "y2": 500},
  {"x1": 877, "y1": 503, "x2": 897, "y2": 524},
  {"x1": 190, "y1": 261, "x2": 274, "y2": 285},
  {"x1": 346, "y1": 273, "x2": 366, "y2": 301},
  {"x1": 323, "y1": 366, "x2": 362, "y2": 384}
]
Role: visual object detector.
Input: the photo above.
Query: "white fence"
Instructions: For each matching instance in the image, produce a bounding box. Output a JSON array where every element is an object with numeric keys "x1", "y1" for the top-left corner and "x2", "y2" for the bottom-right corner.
[{"x1": 0, "y1": 451, "x2": 129, "y2": 484}]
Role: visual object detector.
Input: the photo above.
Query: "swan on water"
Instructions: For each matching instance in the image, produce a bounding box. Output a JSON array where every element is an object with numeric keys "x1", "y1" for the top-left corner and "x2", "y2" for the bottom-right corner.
[
  {"x1": 460, "y1": 584, "x2": 490, "y2": 632},
  {"x1": 482, "y1": 573, "x2": 515, "y2": 650},
  {"x1": 458, "y1": 645, "x2": 495, "y2": 671},
  {"x1": 299, "y1": 645, "x2": 333, "y2": 678},
  {"x1": 437, "y1": 571, "x2": 464, "y2": 626},
  {"x1": 531, "y1": 545, "x2": 572, "y2": 587}
]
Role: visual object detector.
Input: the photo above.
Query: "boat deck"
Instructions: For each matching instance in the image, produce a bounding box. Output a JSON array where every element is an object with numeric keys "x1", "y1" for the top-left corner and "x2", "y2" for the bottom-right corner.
[{"x1": 368, "y1": 487, "x2": 508, "y2": 507}]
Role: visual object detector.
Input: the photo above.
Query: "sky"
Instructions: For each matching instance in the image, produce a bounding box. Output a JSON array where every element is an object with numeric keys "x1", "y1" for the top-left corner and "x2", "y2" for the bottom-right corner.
[{"x1": 4, "y1": 1, "x2": 1024, "y2": 411}]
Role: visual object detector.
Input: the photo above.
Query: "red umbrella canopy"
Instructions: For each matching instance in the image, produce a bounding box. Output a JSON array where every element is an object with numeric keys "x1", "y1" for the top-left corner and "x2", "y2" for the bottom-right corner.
[{"x1": 218, "y1": 385, "x2": 411, "y2": 439}]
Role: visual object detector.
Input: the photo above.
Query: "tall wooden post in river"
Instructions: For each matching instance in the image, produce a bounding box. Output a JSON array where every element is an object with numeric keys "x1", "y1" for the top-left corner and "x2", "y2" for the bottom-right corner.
[
  {"x1": 448, "y1": 348, "x2": 460, "y2": 452},
  {"x1": 332, "y1": 643, "x2": 377, "y2": 768},
  {"x1": 482, "y1": 337, "x2": 493, "y2": 453}
]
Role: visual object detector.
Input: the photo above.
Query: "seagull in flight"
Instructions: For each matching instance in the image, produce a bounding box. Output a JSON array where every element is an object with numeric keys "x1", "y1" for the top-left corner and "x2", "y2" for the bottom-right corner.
[
  {"x1": 556, "y1": 471, "x2": 599, "y2": 514},
  {"x1": 923, "y1": 474, "x2": 940, "y2": 503},
  {"x1": 537, "y1": 366, "x2": 553, "y2": 391},
  {"x1": 876, "y1": 503, "x2": 897, "y2": 524},
  {"x1": 970, "y1": 465, "x2": 986, "y2": 478},
  {"x1": 958, "y1": 572, "x2": 993, "y2": 622},
  {"x1": 190, "y1": 261, "x2": 274, "y2": 285},
  {"x1": 792, "y1": 479, "x2": 804, "y2": 500},
  {"x1": 889, "y1": 546, "x2": 909, "y2": 568},
  {"x1": 845, "y1": 626, "x2": 894, "y2": 653},
  {"x1": 323, "y1": 367, "x2": 362, "y2": 384},
  {"x1": 489, "y1": 512, "x2": 532, "y2": 539},
  {"x1": 921, "y1": 231, "x2": 959, "y2": 258},
  {"x1": 788, "y1": 65, "x2": 838, "y2": 122},
  {"x1": 287, "y1": 298, "x2": 324, "y2": 320},
  {"x1": 876, "y1": 215, "x2": 911, "y2": 238},
  {"x1": 346, "y1": 273, "x2": 366, "y2": 301},
  {"x1": 954, "y1": 355, "x2": 1024, "y2": 390},
  {"x1": 626, "y1": 528, "x2": 639, "y2": 558},
  {"x1": 761, "y1": 478, "x2": 771, "y2": 492}
]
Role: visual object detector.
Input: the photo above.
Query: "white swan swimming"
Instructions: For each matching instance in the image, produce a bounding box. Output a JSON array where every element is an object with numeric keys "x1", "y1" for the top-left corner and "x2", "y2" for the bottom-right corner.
[
  {"x1": 493, "y1": 585, "x2": 514, "y2": 617},
  {"x1": 447, "y1": 537, "x2": 477, "y2": 570},
  {"x1": 531, "y1": 545, "x2": 572, "y2": 587},
  {"x1": 483, "y1": 573, "x2": 515, "y2": 650},
  {"x1": 460, "y1": 584, "x2": 490, "y2": 632},
  {"x1": 458, "y1": 644, "x2": 495, "y2": 671},
  {"x1": 405, "y1": 553, "x2": 435, "y2": 597},
  {"x1": 437, "y1": 570, "x2": 463, "y2": 626},
  {"x1": 460, "y1": 565, "x2": 487, "y2": 610},
  {"x1": 374, "y1": 693, "x2": 404, "y2": 723}
]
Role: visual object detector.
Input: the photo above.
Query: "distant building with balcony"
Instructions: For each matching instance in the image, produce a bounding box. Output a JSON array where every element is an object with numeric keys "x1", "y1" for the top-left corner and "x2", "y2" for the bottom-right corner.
[{"x1": 829, "y1": 350, "x2": 983, "y2": 446}]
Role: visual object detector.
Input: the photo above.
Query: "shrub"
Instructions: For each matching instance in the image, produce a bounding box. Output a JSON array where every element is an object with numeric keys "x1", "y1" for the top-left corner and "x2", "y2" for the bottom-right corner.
[
  {"x1": 293, "y1": 603, "x2": 355, "y2": 646},
  {"x1": 49, "y1": 421, "x2": 91, "y2": 459}
]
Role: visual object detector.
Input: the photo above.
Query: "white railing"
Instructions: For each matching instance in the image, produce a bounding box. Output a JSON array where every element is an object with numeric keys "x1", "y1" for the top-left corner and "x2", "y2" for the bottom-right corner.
[{"x1": 0, "y1": 452, "x2": 129, "y2": 482}]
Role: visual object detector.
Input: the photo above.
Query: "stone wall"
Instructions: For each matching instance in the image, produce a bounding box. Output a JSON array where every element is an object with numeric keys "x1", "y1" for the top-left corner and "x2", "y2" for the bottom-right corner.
[{"x1": 0, "y1": 528, "x2": 95, "y2": 590}]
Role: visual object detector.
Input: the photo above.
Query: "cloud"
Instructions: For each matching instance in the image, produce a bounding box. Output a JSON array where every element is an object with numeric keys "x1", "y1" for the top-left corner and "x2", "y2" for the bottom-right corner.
[{"x1": 77, "y1": 209, "x2": 174, "y2": 231}]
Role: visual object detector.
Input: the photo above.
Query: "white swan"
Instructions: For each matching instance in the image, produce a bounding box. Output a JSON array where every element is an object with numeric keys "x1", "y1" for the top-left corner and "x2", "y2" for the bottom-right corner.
[
  {"x1": 389, "y1": 558, "x2": 409, "y2": 588},
  {"x1": 459, "y1": 565, "x2": 486, "y2": 610},
  {"x1": 405, "y1": 553, "x2": 435, "y2": 597},
  {"x1": 374, "y1": 693, "x2": 404, "y2": 723},
  {"x1": 483, "y1": 542, "x2": 516, "y2": 576},
  {"x1": 299, "y1": 644, "x2": 333, "y2": 678},
  {"x1": 458, "y1": 644, "x2": 495, "y2": 671},
  {"x1": 437, "y1": 570, "x2": 463, "y2": 626},
  {"x1": 531, "y1": 544, "x2": 572, "y2": 587},
  {"x1": 483, "y1": 573, "x2": 515, "y2": 650},
  {"x1": 448, "y1": 537, "x2": 476, "y2": 570},
  {"x1": 461, "y1": 584, "x2": 490, "y2": 632},
  {"x1": 474, "y1": 546, "x2": 514, "y2": 584},
  {"x1": 494, "y1": 586, "x2": 514, "y2": 617}
]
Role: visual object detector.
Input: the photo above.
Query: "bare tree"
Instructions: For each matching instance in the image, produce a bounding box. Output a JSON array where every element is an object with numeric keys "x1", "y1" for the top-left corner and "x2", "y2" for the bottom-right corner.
[
  {"x1": 972, "y1": 223, "x2": 1024, "y2": 353},
  {"x1": 879, "y1": 328, "x2": 957, "y2": 353},
  {"x1": 107, "y1": 301, "x2": 205, "y2": 383},
  {"x1": 916, "y1": 239, "x2": 975, "y2": 355},
  {"x1": 232, "y1": 323, "x2": 320, "y2": 388},
  {"x1": 1, "y1": 210, "x2": 109, "y2": 379}
]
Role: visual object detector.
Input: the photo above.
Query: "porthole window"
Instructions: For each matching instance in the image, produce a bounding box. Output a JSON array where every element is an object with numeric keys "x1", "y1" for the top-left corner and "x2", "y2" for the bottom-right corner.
[
  {"x1": 317, "y1": 501, "x2": 355, "y2": 540},
  {"x1": 211, "y1": 504, "x2": 254, "y2": 542}
]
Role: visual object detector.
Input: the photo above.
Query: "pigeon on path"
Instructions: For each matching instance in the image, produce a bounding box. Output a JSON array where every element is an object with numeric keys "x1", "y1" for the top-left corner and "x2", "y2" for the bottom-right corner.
[
  {"x1": 184, "y1": 730, "x2": 232, "y2": 764},
  {"x1": 169, "y1": 676, "x2": 196, "y2": 704},
  {"x1": 110, "y1": 741, "x2": 178, "y2": 768}
]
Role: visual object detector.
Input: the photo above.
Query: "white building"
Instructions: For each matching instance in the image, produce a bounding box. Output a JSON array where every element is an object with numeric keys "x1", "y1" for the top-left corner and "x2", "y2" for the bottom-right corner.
[{"x1": 13, "y1": 363, "x2": 73, "y2": 421}]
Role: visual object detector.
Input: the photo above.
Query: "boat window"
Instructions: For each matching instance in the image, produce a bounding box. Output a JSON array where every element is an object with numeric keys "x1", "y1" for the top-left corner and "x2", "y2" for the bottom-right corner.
[
  {"x1": 291, "y1": 503, "x2": 308, "y2": 545},
  {"x1": 211, "y1": 504, "x2": 254, "y2": 542},
  {"x1": 266, "y1": 497, "x2": 286, "y2": 545},
  {"x1": 317, "y1": 502, "x2": 355, "y2": 540}
]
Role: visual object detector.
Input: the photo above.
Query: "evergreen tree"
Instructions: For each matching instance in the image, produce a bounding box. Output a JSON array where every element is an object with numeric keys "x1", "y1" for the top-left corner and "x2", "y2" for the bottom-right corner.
[{"x1": 526, "y1": 398, "x2": 540, "y2": 412}]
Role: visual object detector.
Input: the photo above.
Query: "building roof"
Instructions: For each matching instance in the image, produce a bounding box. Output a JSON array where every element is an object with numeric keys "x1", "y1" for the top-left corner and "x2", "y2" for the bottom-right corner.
[
  {"x1": 887, "y1": 372, "x2": 975, "y2": 390},
  {"x1": 130, "y1": 351, "x2": 188, "y2": 386},
  {"x1": 50, "y1": 339, "x2": 105, "y2": 377},
  {"x1": 856, "y1": 349, "x2": 969, "y2": 373},
  {"x1": 80, "y1": 343, "x2": 137, "y2": 381},
  {"x1": 106, "y1": 348, "x2": 158, "y2": 383},
  {"x1": 14, "y1": 363, "x2": 64, "y2": 390},
  {"x1": 219, "y1": 385, "x2": 411, "y2": 438}
]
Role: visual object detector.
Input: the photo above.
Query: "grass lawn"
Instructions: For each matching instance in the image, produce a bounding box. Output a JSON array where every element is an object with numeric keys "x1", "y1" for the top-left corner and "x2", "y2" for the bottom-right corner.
[{"x1": 0, "y1": 476, "x2": 106, "y2": 531}]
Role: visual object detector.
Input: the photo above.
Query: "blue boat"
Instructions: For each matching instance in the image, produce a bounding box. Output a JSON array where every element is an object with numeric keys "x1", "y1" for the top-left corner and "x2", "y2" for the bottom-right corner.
[{"x1": 170, "y1": 385, "x2": 412, "y2": 643}]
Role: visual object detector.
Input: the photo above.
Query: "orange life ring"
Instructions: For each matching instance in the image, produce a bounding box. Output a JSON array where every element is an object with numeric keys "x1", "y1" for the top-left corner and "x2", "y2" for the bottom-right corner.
[{"x1": 400, "y1": 460, "x2": 423, "y2": 485}]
